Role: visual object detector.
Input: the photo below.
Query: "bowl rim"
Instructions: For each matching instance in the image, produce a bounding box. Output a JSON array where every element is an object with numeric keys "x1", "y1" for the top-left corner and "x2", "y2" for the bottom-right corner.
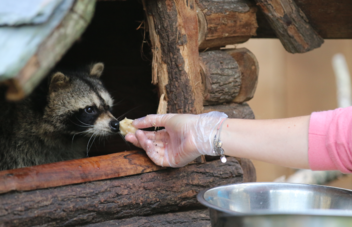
[{"x1": 197, "y1": 182, "x2": 352, "y2": 217}]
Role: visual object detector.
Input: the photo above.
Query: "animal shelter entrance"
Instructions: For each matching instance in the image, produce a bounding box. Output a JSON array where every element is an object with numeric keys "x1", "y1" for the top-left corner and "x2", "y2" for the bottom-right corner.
[{"x1": 2, "y1": 0, "x2": 350, "y2": 225}]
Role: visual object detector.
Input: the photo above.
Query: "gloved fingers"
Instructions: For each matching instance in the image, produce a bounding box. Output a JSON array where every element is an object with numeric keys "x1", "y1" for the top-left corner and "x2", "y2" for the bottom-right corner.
[
  {"x1": 145, "y1": 146, "x2": 169, "y2": 167},
  {"x1": 134, "y1": 130, "x2": 168, "y2": 167},
  {"x1": 125, "y1": 132, "x2": 141, "y2": 148},
  {"x1": 132, "y1": 114, "x2": 176, "y2": 129}
]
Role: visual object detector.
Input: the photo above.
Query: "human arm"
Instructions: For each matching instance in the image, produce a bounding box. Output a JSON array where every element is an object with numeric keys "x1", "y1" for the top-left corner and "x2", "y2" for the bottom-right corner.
[
  {"x1": 125, "y1": 112, "x2": 310, "y2": 169},
  {"x1": 220, "y1": 116, "x2": 310, "y2": 169}
]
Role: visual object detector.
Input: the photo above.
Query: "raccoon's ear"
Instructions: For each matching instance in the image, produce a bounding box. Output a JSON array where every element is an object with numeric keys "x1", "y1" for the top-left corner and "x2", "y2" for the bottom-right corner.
[
  {"x1": 49, "y1": 72, "x2": 70, "y2": 92},
  {"x1": 89, "y1": 63, "x2": 104, "y2": 78}
]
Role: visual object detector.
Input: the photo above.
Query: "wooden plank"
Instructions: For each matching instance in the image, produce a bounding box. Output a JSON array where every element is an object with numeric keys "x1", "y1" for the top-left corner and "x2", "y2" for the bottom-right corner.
[
  {"x1": 1, "y1": 0, "x2": 95, "y2": 101},
  {"x1": 0, "y1": 157, "x2": 246, "y2": 226},
  {"x1": 0, "y1": 150, "x2": 163, "y2": 194},
  {"x1": 255, "y1": 0, "x2": 352, "y2": 39}
]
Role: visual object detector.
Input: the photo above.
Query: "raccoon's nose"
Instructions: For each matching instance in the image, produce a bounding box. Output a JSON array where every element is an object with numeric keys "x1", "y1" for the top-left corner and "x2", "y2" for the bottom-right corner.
[{"x1": 109, "y1": 120, "x2": 120, "y2": 132}]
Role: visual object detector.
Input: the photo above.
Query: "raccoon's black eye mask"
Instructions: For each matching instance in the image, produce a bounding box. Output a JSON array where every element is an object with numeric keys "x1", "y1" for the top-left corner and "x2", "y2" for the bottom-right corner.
[{"x1": 68, "y1": 106, "x2": 99, "y2": 132}]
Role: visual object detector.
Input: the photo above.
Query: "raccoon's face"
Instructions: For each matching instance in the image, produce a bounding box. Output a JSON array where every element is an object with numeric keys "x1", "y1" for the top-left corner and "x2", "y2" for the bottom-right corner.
[{"x1": 45, "y1": 63, "x2": 119, "y2": 137}]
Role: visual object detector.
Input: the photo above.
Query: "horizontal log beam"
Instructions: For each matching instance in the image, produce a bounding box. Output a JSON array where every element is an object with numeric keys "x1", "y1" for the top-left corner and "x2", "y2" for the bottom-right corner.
[
  {"x1": 0, "y1": 157, "x2": 249, "y2": 226},
  {"x1": 0, "y1": 150, "x2": 163, "y2": 194},
  {"x1": 255, "y1": 0, "x2": 352, "y2": 39},
  {"x1": 197, "y1": 0, "x2": 258, "y2": 49}
]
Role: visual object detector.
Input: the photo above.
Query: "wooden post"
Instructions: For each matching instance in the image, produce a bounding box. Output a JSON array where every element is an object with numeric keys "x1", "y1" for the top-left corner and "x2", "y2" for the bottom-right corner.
[
  {"x1": 143, "y1": 0, "x2": 203, "y2": 114},
  {"x1": 254, "y1": 0, "x2": 324, "y2": 53}
]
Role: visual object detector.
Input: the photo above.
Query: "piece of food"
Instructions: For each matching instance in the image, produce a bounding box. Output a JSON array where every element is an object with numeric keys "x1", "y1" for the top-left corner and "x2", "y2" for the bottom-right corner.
[{"x1": 119, "y1": 118, "x2": 137, "y2": 136}]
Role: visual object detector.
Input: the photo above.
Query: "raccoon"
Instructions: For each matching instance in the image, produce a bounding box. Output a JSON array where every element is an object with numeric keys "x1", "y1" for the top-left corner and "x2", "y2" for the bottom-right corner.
[{"x1": 0, "y1": 63, "x2": 119, "y2": 170}]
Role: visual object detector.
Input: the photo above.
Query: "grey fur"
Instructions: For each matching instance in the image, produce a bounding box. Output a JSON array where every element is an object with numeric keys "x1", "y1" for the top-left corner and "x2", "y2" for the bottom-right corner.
[{"x1": 0, "y1": 63, "x2": 117, "y2": 170}]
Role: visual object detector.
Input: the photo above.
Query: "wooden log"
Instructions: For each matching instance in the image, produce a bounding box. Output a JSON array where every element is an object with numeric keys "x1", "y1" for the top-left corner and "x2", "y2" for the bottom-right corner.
[
  {"x1": 1, "y1": 0, "x2": 95, "y2": 101},
  {"x1": 226, "y1": 48, "x2": 258, "y2": 103},
  {"x1": 200, "y1": 50, "x2": 241, "y2": 105},
  {"x1": 0, "y1": 150, "x2": 163, "y2": 194},
  {"x1": 255, "y1": 0, "x2": 352, "y2": 39},
  {"x1": 197, "y1": 0, "x2": 258, "y2": 50},
  {"x1": 203, "y1": 102, "x2": 255, "y2": 119},
  {"x1": 238, "y1": 158, "x2": 257, "y2": 182},
  {"x1": 85, "y1": 209, "x2": 211, "y2": 227},
  {"x1": 200, "y1": 49, "x2": 258, "y2": 105},
  {"x1": 0, "y1": 157, "x2": 250, "y2": 226},
  {"x1": 254, "y1": 0, "x2": 324, "y2": 53},
  {"x1": 143, "y1": 0, "x2": 203, "y2": 114}
]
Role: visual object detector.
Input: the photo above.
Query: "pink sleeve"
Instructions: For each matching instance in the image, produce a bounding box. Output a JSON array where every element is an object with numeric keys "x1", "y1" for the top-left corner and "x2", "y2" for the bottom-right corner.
[{"x1": 309, "y1": 106, "x2": 352, "y2": 173}]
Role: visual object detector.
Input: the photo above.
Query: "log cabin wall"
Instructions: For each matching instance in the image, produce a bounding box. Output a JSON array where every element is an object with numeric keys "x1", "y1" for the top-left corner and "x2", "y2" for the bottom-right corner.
[{"x1": 0, "y1": 1, "x2": 257, "y2": 226}]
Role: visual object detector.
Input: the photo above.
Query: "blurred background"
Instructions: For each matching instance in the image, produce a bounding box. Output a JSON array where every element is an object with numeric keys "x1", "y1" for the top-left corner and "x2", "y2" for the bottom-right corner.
[{"x1": 237, "y1": 39, "x2": 352, "y2": 189}]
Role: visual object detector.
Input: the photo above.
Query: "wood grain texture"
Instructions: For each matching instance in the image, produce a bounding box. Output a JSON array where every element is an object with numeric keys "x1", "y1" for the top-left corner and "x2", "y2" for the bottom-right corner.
[
  {"x1": 226, "y1": 48, "x2": 258, "y2": 103},
  {"x1": 0, "y1": 157, "x2": 246, "y2": 227},
  {"x1": 254, "y1": 0, "x2": 324, "y2": 53},
  {"x1": 239, "y1": 158, "x2": 257, "y2": 182},
  {"x1": 255, "y1": 0, "x2": 352, "y2": 39},
  {"x1": 197, "y1": 0, "x2": 258, "y2": 49},
  {"x1": 85, "y1": 209, "x2": 211, "y2": 227},
  {"x1": 200, "y1": 49, "x2": 258, "y2": 105},
  {"x1": 143, "y1": 0, "x2": 203, "y2": 114},
  {"x1": 200, "y1": 51, "x2": 241, "y2": 105},
  {"x1": 0, "y1": 150, "x2": 163, "y2": 194}
]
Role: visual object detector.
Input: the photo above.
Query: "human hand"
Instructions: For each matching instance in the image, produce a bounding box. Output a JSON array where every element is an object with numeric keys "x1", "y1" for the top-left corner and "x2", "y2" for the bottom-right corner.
[{"x1": 125, "y1": 112, "x2": 228, "y2": 167}]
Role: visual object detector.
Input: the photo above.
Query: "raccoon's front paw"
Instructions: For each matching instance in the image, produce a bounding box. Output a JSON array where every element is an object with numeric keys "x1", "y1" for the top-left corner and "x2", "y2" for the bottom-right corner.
[{"x1": 119, "y1": 118, "x2": 137, "y2": 136}]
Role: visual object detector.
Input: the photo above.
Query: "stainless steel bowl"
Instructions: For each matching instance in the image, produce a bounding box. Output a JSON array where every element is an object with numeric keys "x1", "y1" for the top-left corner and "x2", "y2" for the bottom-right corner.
[{"x1": 197, "y1": 182, "x2": 352, "y2": 227}]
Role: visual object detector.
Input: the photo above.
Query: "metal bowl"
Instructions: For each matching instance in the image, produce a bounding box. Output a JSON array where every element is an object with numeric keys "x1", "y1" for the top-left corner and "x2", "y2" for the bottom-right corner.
[{"x1": 197, "y1": 182, "x2": 352, "y2": 227}]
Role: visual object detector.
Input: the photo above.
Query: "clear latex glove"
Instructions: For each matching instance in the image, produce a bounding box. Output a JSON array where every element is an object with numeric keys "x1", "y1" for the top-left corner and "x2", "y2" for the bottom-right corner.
[{"x1": 125, "y1": 111, "x2": 228, "y2": 167}]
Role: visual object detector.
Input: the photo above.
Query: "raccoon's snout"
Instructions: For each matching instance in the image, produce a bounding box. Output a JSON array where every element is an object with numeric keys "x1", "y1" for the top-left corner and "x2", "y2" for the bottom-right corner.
[{"x1": 109, "y1": 120, "x2": 119, "y2": 132}]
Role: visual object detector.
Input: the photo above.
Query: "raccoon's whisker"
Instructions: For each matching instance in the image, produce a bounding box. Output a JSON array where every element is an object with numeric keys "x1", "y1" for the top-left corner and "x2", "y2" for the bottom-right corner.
[
  {"x1": 72, "y1": 133, "x2": 77, "y2": 145},
  {"x1": 69, "y1": 120, "x2": 92, "y2": 128},
  {"x1": 112, "y1": 97, "x2": 127, "y2": 107},
  {"x1": 88, "y1": 134, "x2": 98, "y2": 153},
  {"x1": 116, "y1": 104, "x2": 146, "y2": 120},
  {"x1": 86, "y1": 133, "x2": 96, "y2": 157},
  {"x1": 74, "y1": 117, "x2": 94, "y2": 127}
]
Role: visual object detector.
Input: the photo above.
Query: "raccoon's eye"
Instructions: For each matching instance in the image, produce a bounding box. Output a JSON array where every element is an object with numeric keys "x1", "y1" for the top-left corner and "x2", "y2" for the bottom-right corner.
[{"x1": 85, "y1": 106, "x2": 96, "y2": 114}]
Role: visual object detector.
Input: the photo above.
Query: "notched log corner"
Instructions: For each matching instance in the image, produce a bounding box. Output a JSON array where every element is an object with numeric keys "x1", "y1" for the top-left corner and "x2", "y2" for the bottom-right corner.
[
  {"x1": 200, "y1": 51, "x2": 241, "y2": 105},
  {"x1": 200, "y1": 48, "x2": 258, "y2": 105}
]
